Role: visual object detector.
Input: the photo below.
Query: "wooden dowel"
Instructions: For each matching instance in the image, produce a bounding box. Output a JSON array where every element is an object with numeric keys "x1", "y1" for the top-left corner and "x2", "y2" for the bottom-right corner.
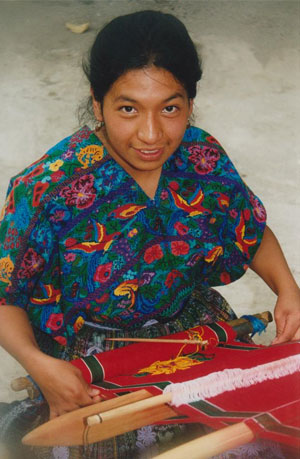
[
  {"x1": 105, "y1": 337, "x2": 208, "y2": 345},
  {"x1": 105, "y1": 311, "x2": 272, "y2": 345},
  {"x1": 87, "y1": 392, "x2": 172, "y2": 426},
  {"x1": 228, "y1": 311, "x2": 272, "y2": 339},
  {"x1": 153, "y1": 422, "x2": 254, "y2": 459}
]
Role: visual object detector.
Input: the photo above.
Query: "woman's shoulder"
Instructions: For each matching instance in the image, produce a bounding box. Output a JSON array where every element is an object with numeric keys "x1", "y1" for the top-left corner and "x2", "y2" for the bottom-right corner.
[
  {"x1": 174, "y1": 126, "x2": 249, "y2": 192},
  {"x1": 181, "y1": 125, "x2": 226, "y2": 151},
  {"x1": 11, "y1": 126, "x2": 102, "y2": 183},
  {"x1": 2, "y1": 126, "x2": 106, "y2": 218}
]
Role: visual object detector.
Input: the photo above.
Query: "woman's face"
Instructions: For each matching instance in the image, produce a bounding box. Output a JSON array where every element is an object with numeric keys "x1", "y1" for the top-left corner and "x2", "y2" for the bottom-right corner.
[{"x1": 93, "y1": 66, "x2": 193, "y2": 183}]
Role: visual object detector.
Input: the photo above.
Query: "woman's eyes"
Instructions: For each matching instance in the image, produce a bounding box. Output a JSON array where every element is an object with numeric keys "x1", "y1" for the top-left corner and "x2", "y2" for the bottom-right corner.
[
  {"x1": 120, "y1": 106, "x2": 136, "y2": 114},
  {"x1": 162, "y1": 105, "x2": 178, "y2": 114},
  {"x1": 119, "y1": 105, "x2": 178, "y2": 114}
]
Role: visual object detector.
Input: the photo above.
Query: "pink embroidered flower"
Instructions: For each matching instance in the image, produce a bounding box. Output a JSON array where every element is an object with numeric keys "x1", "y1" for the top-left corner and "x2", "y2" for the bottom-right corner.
[
  {"x1": 188, "y1": 145, "x2": 220, "y2": 175},
  {"x1": 64, "y1": 253, "x2": 76, "y2": 263},
  {"x1": 160, "y1": 189, "x2": 168, "y2": 200},
  {"x1": 174, "y1": 221, "x2": 189, "y2": 235},
  {"x1": 250, "y1": 196, "x2": 266, "y2": 223},
  {"x1": 144, "y1": 244, "x2": 164, "y2": 264},
  {"x1": 17, "y1": 248, "x2": 45, "y2": 278},
  {"x1": 50, "y1": 210, "x2": 66, "y2": 223},
  {"x1": 94, "y1": 262, "x2": 113, "y2": 283},
  {"x1": 59, "y1": 175, "x2": 96, "y2": 209},
  {"x1": 46, "y1": 313, "x2": 63, "y2": 331},
  {"x1": 229, "y1": 209, "x2": 238, "y2": 219},
  {"x1": 171, "y1": 240, "x2": 190, "y2": 256}
]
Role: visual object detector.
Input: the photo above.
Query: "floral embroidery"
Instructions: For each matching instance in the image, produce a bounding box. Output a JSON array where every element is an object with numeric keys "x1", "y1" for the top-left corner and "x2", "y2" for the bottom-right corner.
[
  {"x1": 144, "y1": 244, "x2": 164, "y2": 264},
  {"x1": 17, "y1": 248, "x2": 45, "y2": 278},
  {"x1": 136, "y1": 426, "x2": 156, "y2": 449},
  {"x1": 0, "y1": 256, "x2": 14, "y2": 286},
  {"x1": 94, "y1": 262, "x2": 113, "y2": 283},
  {"x1": 76, "y1": 145, "x2": 104, "y2": 169},
  {"x1": 188, "y1": 145, "x2": 220, "y2": 174},
  {"x1": 0, "y1": 126, "x2": 266, "y2": 342},
  {"x1": 49, "y1": 159, "x2": 63, "y2": 172},
  {"x1": 46, "y1": 313, "x2": 64, "y2": 331},
  {"x1": 171, "y1": 240, "x2": 190, "y2": 256},
  {"x1": 60, "y1": 174, "x2": 96, "y2": 209}
]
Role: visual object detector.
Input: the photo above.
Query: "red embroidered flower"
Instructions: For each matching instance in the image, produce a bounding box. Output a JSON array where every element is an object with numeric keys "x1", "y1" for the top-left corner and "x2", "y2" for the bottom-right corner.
[
  {"x1": 32, "y1": 182, "x2": 49, "y2": 207},
  {"x1": 51, "y1": 170, "x2": 65, "y2": 182},
  {"x1": 220, "y1": 272, "x2": 231, "y2": 284},
  {"x1": 205, "y1": 135, "x2": 221, "y2": 145},
  {"x1": 46, "y1": 313, "x2": 64, "y2": 331},
  {"x1": 60, "y1": 175, "x2": 96, "y2": 209},
  {"x1": 94, "y1": 262, "x2": 113, "y2": 283},
  {"x1": 144, "y1": 244, "x2": 164, "y2": 264},
  {"x1": 165, "y1": 269, "x2": 183, "y2": 288},
  {"x1": 54, "y1": 336, "x2": 67, "y2": 346},
  {"x1": 243, "y1": 209, "x2": 251, "y2": 221},
  {"x1": 171, "y1": 241, "x2": 190, "y2": 256},
  {"x1": 188, "y1": 145, "x2": 220, "y2": 175},
  {"x1": 174, "y1": 222, "x2": 189, "y2": 236},
  {"x1": 23, "y1": 165, "x2": 44, "y2": 185},
  {"x1": 17, "y1": 248, "x2": 45, "y2": 278},
  {"x1": 169, "y1": 181, "x2": 179, "y2": 191}
]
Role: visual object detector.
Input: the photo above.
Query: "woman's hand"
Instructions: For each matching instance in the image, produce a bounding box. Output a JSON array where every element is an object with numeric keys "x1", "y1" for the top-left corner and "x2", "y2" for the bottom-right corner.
[
  {"x1": 0, "y1": 307, "x2": 101, "y2": 419},
  {"x1": 272, "y1": 286, "x2": 300, "y2": 344},
  {"x1": 30, "y1": 354, "x2": 101, "y2": 419},
  {"x1": 250, "y1": 226, "x2": 300, "y2": 344}
]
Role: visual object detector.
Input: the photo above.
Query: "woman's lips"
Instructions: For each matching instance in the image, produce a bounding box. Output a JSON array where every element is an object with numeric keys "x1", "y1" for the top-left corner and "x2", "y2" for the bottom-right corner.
[{"x1": 134, "y1": 147, "x2": 164, "y2": 161}]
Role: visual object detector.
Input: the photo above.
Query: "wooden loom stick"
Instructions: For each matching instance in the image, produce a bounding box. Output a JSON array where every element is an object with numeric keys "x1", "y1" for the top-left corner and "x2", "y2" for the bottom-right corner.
[
  {"x1": 22, "y1": 349, "x2": 300, "y2": 447},
  {"x1": 106, "y1": 337, "x2": 209, "y2": 345},
  {"x1": 12, "y1": 311, "x2": 272, "y2": 400},
  {"x1": 105, "y1": 311, "x2": 273, "y2": 345},
  {"x1": 22, "y1": 389, "x2": 177, "y2": 446},
  {"x1": 153, "y1": 422, "x2": 254, "y2": 459}
]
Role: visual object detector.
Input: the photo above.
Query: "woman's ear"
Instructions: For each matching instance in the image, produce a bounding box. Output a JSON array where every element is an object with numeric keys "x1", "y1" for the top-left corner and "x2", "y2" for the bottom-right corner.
[{"x1": 91, "y1": 88, "x2": 103, "y2": 121}]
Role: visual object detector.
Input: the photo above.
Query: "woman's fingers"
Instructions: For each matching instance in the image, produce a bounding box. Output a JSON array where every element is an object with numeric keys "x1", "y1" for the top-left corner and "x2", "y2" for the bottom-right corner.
[{"x1": 273, "y1": 311, "x2": 300, "y2": 344}]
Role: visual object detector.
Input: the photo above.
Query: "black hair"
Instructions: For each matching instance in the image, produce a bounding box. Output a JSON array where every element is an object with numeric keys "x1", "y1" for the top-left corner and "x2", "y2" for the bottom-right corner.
[{"x1": 83, "y1": 10, "x2": 202, "y2": 108}]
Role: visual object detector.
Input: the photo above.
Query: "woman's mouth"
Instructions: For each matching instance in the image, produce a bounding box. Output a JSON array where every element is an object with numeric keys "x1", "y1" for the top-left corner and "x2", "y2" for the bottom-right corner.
[{"x1": 134, "y1": 148, "x2": 164, "y2": 160}]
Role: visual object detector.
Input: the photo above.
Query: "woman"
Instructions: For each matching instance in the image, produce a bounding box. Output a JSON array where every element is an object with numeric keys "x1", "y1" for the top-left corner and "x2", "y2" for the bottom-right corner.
[{"x1": 0, "y1": 10, "x2": 299, "y2": 459}]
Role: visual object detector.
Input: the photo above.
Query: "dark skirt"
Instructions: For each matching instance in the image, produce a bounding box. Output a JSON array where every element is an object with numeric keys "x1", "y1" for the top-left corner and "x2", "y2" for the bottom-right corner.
[{"x1": 0, "y1": 288, "x2": 286, "y2": 459}]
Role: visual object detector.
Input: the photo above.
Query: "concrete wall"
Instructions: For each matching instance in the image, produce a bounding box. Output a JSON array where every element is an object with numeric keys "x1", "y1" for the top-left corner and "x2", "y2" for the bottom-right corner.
[{"x1": 0, "y1": 0, "x2": 299, "y2": 401}]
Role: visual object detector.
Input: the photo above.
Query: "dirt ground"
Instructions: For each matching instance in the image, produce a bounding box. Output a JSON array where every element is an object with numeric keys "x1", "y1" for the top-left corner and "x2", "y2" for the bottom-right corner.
[{"x1": 0, "y1": 0, "x2": 299, "y2": 403}]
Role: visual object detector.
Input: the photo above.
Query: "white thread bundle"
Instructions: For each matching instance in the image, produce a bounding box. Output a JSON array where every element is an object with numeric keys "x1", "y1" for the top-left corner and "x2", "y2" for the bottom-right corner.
[{"x1": 164, "y1": 354, "x2": 300, "y2": 407}]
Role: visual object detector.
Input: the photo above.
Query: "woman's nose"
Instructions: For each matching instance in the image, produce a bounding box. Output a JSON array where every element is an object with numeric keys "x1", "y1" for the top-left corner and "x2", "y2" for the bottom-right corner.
[{"x1": 137, "y1": 114, "x2": 163, "y2": 144}]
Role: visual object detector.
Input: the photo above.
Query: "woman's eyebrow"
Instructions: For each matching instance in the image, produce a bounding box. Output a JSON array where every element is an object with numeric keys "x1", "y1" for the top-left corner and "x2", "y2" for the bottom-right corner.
[
  {"x1": 164, "y1": 93, "x2": 185, "y2": 102},
  {"x1": 113, "y1": 92, "x2": 185, "y2": 103}
]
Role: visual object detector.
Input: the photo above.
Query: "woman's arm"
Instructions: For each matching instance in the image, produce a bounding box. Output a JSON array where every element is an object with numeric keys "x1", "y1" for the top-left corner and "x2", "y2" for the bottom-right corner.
[
  {"x1": 0, "y1": 306, "x2": 101, "y2": 418},
  {"x1": 250, "y1": 226, "x2": 300, "y2": 343}
]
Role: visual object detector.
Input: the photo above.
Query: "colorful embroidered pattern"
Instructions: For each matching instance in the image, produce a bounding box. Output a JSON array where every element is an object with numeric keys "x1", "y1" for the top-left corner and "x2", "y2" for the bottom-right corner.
[{"x1": 0, "y1": 126, "x2": 266, "y2": 344}]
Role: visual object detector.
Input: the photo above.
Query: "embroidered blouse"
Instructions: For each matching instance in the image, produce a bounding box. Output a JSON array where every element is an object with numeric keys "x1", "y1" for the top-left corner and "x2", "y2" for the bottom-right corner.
[{"x1": 0, "y1": 126, "x2": 266, "y2": 345}]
